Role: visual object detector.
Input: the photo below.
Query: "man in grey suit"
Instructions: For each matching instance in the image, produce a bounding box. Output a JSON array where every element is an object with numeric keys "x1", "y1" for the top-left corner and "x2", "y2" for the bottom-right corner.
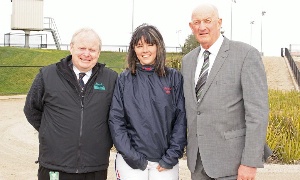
[{"x1": 181, "y1": 3, "x2": 271, "y2": 180}]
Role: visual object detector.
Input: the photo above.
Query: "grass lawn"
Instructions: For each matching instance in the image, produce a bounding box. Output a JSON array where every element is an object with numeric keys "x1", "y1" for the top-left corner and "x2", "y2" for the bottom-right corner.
[{"x1": 0, "y1": 46, "x2": 183, "y2": 95}]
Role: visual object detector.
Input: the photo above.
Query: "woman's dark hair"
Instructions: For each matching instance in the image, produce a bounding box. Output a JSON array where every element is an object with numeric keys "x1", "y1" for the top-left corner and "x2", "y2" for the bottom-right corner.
[{"x1": 127, "y1": 23, "x2": 167, "y2": 76}]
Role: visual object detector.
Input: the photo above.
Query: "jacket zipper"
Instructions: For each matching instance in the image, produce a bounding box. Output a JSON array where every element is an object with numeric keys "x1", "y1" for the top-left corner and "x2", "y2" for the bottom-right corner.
[
  {"x1": 76, "y1": 91, "x2": 84, "y2": 173},
  {"x1": 75, "y1": 71, "x2": 98, "y2": 173}
]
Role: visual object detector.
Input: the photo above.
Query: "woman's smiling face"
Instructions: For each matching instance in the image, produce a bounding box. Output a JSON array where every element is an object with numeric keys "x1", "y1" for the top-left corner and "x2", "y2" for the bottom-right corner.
[{"x1": 134, "y1": 37, "x2": 157, "y2": 65}]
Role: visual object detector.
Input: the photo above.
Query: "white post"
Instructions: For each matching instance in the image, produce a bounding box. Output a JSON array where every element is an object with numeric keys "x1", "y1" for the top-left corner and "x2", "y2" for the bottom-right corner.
[{"x1": 24, "y1": 30, "x2": 30, "y2": 48}]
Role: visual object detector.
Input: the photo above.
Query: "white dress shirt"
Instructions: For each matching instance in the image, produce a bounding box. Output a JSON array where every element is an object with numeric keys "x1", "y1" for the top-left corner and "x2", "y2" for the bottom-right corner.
[{"x1": 73, "y1": 66, "x2": 92, "y2": 85}]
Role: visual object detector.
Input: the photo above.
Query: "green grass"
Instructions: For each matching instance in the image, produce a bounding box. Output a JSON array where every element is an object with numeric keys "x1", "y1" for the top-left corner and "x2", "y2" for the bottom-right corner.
[
  {"x1": 0, "y1": 46, "x2": 183, "y2": 95},
  {"x1": 0, "y1": 46, "x2": 127, "y2": 95}
]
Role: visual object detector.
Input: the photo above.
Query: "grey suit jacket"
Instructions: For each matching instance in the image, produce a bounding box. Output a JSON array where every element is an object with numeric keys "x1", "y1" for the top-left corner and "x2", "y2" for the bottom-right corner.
[{"x1": 181, "y1": 37, "x2": 270, "y2": 178}]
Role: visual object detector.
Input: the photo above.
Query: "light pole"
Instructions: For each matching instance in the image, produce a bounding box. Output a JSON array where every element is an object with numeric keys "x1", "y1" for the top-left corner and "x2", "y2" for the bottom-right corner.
[
  {"x1": 176, "y1": 30, "x2": 182, "y2": 52},
  {"x1": 230, "y1": 0, "x2": 236, "y2": 40},
  {"x1": 131, "y1": 0, "x2": 135, "y2": 34},
  {"x1": 176, "y1": 30, "x2": 181, "y2": 46},
  {"x1": 250, "y1": 21, "x2": 255, "y2": 45},
  {"x1": 261, "y1": 11, "x2": 266, "y2": 56}
]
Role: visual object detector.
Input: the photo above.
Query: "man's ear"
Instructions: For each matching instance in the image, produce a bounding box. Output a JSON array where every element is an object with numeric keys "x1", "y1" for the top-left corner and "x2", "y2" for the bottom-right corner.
[
  {"x1": 218, "y1": 18, "x2": 223, "y2": 29},
  {"x1": 189, "y1": 22, "x2": 194, "y2": 33}
]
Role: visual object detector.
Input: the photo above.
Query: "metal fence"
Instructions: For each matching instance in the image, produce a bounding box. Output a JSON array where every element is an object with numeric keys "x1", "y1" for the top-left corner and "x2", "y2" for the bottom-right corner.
[
  {"x1": 4, "y1": 33, "x2": 48, "y2": 48},
  {"x1": 0, "y1": 43, "x2": 182, "y2": 53},
  {"x1": 289, "y1": 44, "x2": 300, "y2": 56},
  {"x1": 285, "y1": 48, "x2": 300, "y2": 88},
  {"x1": 2, "y1": 30, "x2": 182, "y2": 52}
]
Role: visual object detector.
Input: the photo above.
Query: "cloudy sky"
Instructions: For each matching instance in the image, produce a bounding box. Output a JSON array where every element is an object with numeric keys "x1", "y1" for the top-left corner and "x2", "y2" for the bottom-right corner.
[{"x1": 0, "y1": 0, "x2": 299, "y2": 56}]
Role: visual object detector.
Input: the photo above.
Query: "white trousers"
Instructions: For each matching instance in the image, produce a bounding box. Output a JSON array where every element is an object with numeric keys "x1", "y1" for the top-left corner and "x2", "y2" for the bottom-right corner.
[{"x1": 115, "y1": 153, "x2": 179, "y2": 180}]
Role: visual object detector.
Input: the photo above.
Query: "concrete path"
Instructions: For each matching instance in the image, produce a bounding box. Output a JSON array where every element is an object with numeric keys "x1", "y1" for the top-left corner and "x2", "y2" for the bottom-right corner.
[{"x1": 1, "y1": 96, "x2": 300, "y2": 180}]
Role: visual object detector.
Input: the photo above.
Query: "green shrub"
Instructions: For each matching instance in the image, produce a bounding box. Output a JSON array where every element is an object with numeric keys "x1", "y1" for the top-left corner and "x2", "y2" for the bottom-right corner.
[
  {"x1": 166, "y1": 53, "x2": 183, "y2": 70},
  {"x1": 181, "y1": 34, "x2": 198, "y2": 55}
]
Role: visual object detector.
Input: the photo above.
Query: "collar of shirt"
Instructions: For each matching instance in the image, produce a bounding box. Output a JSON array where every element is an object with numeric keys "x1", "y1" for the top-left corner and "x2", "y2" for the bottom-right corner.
[
  {"x1": 194, "y1": 35, "x2": 224, "y2": 86},
  {"x1": 73, "y1": 66, "x2": 92, "y2": 85}
]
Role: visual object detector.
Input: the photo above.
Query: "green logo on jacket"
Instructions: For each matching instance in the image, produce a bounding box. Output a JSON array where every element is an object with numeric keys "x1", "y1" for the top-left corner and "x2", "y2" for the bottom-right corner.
[
  {"x1": 49, "y1": 171, "x2": 59, "y2": 180},
  {"x1": 94, "y1": 82, "x2": 106, "y2": 90}
]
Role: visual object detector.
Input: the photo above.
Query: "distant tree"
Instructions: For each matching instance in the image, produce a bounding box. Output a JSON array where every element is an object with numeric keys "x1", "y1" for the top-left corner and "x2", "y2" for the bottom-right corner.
[{"x1": 181, "y1": 34, "x2": 199, "y2": 54}]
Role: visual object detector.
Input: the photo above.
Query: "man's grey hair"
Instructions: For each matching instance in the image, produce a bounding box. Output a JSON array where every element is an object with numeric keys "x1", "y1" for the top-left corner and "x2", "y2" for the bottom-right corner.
[{"x1": 70, "y1": 28, "x2": 102, "y2": 50}]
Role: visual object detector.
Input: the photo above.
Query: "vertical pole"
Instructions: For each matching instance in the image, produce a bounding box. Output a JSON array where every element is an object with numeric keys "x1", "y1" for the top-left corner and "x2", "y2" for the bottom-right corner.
[
  {"x1": 261, "y1": 11, "x2": 266, "y2": 56},
  {"x1": 131, "y1": 0, "x2": 134, "y2": 34},
  {"x1": 24, "y1": 30, "x2": 30, "y2": 48},
  {"x1": 230, "y1": 2, "x2": 233, "y2": 40},
  {"x1": 40, "y1": 35, "x2": 42, "y2": 49},
  {"x1": 176, "y1": 30, "x2": 181, "y2": 46},
  {"x1": 230, "y1": 0, "x2": 236, "y2": 40},
  {"x1": 250, "y1": 21, "x2": 254, "y2": 45}
]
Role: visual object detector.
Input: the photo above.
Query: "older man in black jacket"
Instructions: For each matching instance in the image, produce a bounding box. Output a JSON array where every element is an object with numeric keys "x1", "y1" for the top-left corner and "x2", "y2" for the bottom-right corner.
[{"x1": 24, "y1": 28, "x2": 118, "y2": 180}]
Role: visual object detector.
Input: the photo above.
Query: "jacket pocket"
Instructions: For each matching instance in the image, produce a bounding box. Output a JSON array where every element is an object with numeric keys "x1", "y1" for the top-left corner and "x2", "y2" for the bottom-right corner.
[{"x1": 224, "y1": 128, "x2": 246, "y2": 140}]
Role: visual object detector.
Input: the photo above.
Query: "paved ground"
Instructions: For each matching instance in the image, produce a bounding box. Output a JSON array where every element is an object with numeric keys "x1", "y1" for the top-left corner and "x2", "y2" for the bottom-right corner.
[
  {"x1": 0, "y1": 56, "x2": 299, "y2": 180},
  {"x1": 262, "y1": 56, "x2": 298, "y2": 91}
]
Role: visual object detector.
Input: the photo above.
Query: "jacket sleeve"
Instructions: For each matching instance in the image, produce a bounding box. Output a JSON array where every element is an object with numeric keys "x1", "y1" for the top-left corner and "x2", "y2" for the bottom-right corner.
[
  {"x1": 240, "y1": 47, "x2": 269, "y2": 167},
  {"x1": 159, "y1": 71, "x2": 187, "y2": 169},
  {"x1": 109, "y1": 73, "x2": 148, "y2": 170},
  {"x1": 23, "y1": 70, "x2": 45, "y2": 131}
]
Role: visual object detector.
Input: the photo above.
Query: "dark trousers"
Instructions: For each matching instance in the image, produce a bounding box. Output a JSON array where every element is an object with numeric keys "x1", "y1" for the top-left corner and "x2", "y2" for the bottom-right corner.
[{"x1": 38, "y1": 166, "x2": 108, "y2": 180}]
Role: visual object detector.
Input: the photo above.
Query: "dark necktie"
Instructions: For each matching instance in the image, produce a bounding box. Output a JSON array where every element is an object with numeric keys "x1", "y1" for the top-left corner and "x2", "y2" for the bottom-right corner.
[
  {"x1": 195, "y1": 50, "x2": 210, "y2": 101},
  {"x1": 78, "y1": 73, "x2": 86, "y2": 89}
]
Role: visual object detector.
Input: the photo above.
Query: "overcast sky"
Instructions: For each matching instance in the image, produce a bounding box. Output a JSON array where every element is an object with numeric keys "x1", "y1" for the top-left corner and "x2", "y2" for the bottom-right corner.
[{"x1": 0, "y1": 0, "x2": 299, "y2": 56}]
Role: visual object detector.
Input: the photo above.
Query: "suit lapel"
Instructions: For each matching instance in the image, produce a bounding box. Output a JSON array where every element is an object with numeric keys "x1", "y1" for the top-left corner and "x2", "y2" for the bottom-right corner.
[{"x1": 198, "y1": 38, "x2": 230, "y2": 102}]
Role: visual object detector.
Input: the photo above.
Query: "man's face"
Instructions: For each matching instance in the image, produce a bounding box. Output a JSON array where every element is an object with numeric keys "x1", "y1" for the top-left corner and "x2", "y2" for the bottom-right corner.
[
  {"x1": 70, "y1": 35, "x2": 100, "y2": 72},
  {"x1": 189, "y1": 8, "x2": 222, "y2": 49}
]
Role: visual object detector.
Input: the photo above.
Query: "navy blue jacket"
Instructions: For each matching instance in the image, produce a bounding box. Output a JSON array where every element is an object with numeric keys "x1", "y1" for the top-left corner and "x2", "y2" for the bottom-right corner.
[{"x1": 109, "y1": 65, "x2": 187, "y2": 170}]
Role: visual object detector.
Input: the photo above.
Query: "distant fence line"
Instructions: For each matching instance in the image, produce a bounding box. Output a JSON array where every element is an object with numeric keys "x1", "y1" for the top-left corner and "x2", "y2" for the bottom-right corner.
[
  {"x1": 289, "y1": 44, "x2": 300, "y2": 56},
  {"x1": 285, "y1": 48, "x2": 300, "y2": 88},
  {"x1": 0, "y1": 66, "x2": 123, "y2": 73},
  {"x1": 279, "y1": 44, "x2": 300, "y2": 57},
  {"x1": 0, "y1": 43, "x2": 182, "y2": 53}
]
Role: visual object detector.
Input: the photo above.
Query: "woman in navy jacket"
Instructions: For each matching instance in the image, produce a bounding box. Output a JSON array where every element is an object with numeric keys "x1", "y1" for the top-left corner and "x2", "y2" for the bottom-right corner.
[{"x1": 109, "y1": 24, "x2": 187, "y2": 180}]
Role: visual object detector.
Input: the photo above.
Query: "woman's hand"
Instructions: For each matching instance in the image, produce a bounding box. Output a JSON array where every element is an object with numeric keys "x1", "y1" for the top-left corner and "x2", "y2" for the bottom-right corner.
[{"x1": 156, "y1": 165, "x2": 167, "y2": 172}]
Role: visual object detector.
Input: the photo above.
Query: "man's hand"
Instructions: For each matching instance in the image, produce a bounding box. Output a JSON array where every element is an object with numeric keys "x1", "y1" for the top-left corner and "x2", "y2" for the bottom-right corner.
[{"x1": 237, "y1": 164, "x2": 257, "y2": 180}]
